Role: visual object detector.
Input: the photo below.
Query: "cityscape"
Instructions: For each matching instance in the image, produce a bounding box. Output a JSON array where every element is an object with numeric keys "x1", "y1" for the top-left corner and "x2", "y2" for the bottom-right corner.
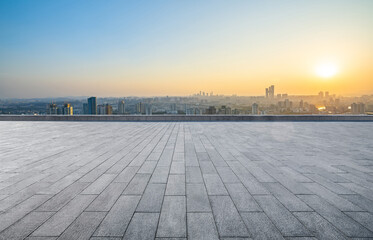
[
  {"x1": 1, "y1": 1, "x2": 373, "y2": 240},
  {"x1": 0, "y1": 85, "x2": 371, "y2": 115}
]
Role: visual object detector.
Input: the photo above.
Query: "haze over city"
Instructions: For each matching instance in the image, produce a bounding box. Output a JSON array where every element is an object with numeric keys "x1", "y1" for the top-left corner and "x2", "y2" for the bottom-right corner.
[{"x1": 1, "y1": 0, "x2": 372, "y2": 98}]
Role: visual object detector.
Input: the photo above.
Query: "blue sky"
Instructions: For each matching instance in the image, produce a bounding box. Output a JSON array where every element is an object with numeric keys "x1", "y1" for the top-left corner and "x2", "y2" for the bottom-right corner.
[{"x1": 0, "y1": 0, "x2": 372, "y2": 97}]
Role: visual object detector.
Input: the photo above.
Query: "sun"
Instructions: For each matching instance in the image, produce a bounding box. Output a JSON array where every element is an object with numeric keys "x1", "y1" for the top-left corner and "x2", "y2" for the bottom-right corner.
[{"x1": 315, "y1": 62, "x2": 338, "y2": 78}]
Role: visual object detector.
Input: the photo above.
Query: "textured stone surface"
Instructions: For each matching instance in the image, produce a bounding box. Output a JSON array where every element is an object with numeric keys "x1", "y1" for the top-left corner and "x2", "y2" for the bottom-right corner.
[{"x1": 0, "y1": 121, "x2": 373, "y2": 239}]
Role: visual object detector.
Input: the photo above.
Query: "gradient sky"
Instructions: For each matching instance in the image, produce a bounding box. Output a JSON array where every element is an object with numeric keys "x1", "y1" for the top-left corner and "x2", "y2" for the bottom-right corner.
[{"x1": 0, "y1": 0, "x2": 372, "y2": 98}]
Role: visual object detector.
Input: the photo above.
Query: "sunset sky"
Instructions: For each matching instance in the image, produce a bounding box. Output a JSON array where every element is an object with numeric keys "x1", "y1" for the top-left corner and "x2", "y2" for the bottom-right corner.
[{"x1": 0, "y1": 0, "x2": 372, "y2": 98}]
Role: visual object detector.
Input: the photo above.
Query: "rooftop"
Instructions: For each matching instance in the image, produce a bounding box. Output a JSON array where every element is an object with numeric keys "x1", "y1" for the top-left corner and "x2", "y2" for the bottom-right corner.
[{"x1": 0, "y1": 121, "x2": 373, "y2": 239}]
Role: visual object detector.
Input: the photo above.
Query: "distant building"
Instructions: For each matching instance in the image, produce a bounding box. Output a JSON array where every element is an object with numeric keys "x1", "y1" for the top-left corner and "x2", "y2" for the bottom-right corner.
[
  {"x1": 325, "y1": 91, "x2": 329, "y2": 98},
  {"x1": 265, "y1": 85, "x2": 275, "y2": 99},
  {"x1": 145, "y1": 104, "x2": 152, "y2": 115},
  {"x1": 48, "y1": 104, "x2": 58, "y2": 115},
  {"x1": 136, "y1": 102, "x2": 145, "y2": 114},
  {"x1": 62, "y1": 103, "x2": 73, "y2": 115},
  {"x1": 105, "y1": 104, "x2": 113, "y2": 115},
  {"x1": 118, "y1": 100, "x2": 125, "y2": 114},
  {"x1": 219, "y1": 105, "x2": 231, "y2": 115},
  {"x1": 351, "y1": 103, "x2": 365, "y2": 114},
  {"x1": 97, "y1": 104, "x2": 105, "y2": 115},
  {"x1": 88, "y1": 97, "x2": 97, "y2": 115},
  {"x1": 206, "y1": 106, "x2": 216, "y2": 114},
  {"x1": 83, "y1": 103, "x2": 88, "y2": 114},
  {"x1": 252, "y1": 103, "x2": 259, "y2": 115}
]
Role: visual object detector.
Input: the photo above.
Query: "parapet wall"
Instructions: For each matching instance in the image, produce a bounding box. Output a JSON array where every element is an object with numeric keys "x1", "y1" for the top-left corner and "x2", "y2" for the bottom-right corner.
[{"x1": 0, "y1": 115, "x2": 372, "y2": 122}]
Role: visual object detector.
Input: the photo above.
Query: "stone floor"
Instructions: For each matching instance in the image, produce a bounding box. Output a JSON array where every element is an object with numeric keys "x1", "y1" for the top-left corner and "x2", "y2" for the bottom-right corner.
[{"x1": 0, "y1": 121, "x2": 373, "y2": 240}]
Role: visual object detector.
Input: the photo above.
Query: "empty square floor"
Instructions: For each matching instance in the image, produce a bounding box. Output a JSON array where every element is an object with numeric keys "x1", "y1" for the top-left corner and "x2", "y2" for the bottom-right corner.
[{"x1": 0, "y1": 121, "x2": 373, "y2": 240}]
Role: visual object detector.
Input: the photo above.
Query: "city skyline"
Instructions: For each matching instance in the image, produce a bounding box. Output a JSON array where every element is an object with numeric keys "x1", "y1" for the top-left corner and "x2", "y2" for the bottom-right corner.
[{"x1": 1, "y1": 0, "x2": 373, "y2": 98}]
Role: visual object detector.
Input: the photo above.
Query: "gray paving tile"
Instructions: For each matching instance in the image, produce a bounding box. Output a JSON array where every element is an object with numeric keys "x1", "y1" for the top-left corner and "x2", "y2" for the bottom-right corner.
[
  {"x1": 298, "y1": 194, "x2": 373, "y2": 238},
  {"x1": 303, "y1": 182, "x2": 362, "y2": 211},
  {"x1": 94, "y1": 195, "x2": 141, "y2": 237},
  {"x1": 216, "y1": 167, "x2": 240, "y2": 183},
  {"x1": 157, "y1": 196, "x2": 186, "y2": 238},
  {"x1": 123, "y1": 174, "x2": 150, "y2": 195},
  {"x1": 165, "y1": 175, "x2": 185, "y2": 196},
  {"x1": 0, "y1": 195, "x2": 51, "y2": 232},
  {"x1": 187, "y1": 213, "x2": 219, "y2": 240},
  {"x1": 58, "y1": 212, "x2": 106, "y2": 240},
  {"x1": 81, "y1": 174, "x2": 117, "y2": 194},
  {"x1": 344, "y1": 211, "x2": 373, "y2": 232},
  {"x1": 293, "y1": 212, "x2": 347, "y2": 240},
  {"x1": 150, "y1": 166, "x2": 170, "y2": 183},
  {"x1": 114, "y1": 166, "x2": 139, "y2": 183},
  {"x1": 225, "y1": 183, "x2": 262, "y2": 212},
  {"x1": 186, "y1": 166, "x2": 203, "y2": 183},
  {"x1": 0, "y1": 211, "x2": 54, "y2": 240},
  {"x1": 263, "y1": 183, "x2": 312, "y2": 212},
  {"x1": 137, "y1": 161, "x2": 157, "y2": 174},
  {"x1": 199, "y1": 161, "x2": 217, "y2": 174},
  {"x1": 209, "y1": 195, "x2": 249, "y2": 237},
  {"x1": 254, "y1": 195, "x2": 310, "y2": 237},
  {"x1": 123, "y1": 213, "x2": 159, "y2": 240},
  {"x1": 136, "y1": 183, "x2": 166, "y2": 212},
  {"x1": 203, "y1": 174, "x2": 228, "y2": 195},
  {"x1": 170, "y1": 162, "x2": 185, "y2": 174},
  {"x1": 241, "y1": 212, "x2": 285, "y2": 240},
  {"x1": 341, "y1": 194, "x2": 373, "y2": 213},
  {"x1": 32, "y1": 195, "x2": 96, "y2": 236},
  {"x1": 186, "y1": 183, "x2": 211, "y2": 212},
  {"x1": 37, "y1": 182, "x2": 89, "y2": 211},
  {"x1": 86, "y1": 182, "x2": 128, "y2": 211}
]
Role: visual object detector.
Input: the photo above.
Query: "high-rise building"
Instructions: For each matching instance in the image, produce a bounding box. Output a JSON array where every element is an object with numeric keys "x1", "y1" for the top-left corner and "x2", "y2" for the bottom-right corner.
[
  {"x1": 136, "y1": 102, "x2": 145, "y2": 114},
  {"x1": 83, "y1": 103, "x2": 88, "y2": 114},
  {"x1": 62, "y1": 103, "x2": 73, "y2": 115},
  {"x1": 252, "y1": 103, "x2": 259, "y2": 115},
  {"x1": 351, "y1": 103, "x2": 365, "y2": 114},
  {"x1": 325, "y1": 91, "x2": 329, "y2": 98},
  {"x1": 118, "y1": 100, "x2": 125, "y2": 114},
  {"x1": 47, "y1": 104, "x2": 58, "y2": 115},
  {"x1": 88, "y1": 97, "x2": 97, "y2": 115},
  {"x1": 105, "y1": 104, "x2": 112, "y2": 115},
  {"x1": 265, "y1": 85, "x2": 275, "y2": 98}
]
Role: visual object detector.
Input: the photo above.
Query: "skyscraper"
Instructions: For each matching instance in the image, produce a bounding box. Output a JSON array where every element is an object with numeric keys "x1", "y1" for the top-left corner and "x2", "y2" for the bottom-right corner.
[
  {"x1": 265, "y1": 85, "x2": 275, "y2": 99},
  {"x1": 47, "y1": 104, "x2": 58, "y2": 115},
  {"x1": 118, "y1": 100, "x2": 125, "y2": 114},
  {"x1": 88, "y1": 97, "x2": 97, "y2": 115},
  {"x1": 62, "y1": 103, "x2": 73, "y2": 115},
  {"x1": 136, "y1": 102, "x2": 145, "y2": 114}
]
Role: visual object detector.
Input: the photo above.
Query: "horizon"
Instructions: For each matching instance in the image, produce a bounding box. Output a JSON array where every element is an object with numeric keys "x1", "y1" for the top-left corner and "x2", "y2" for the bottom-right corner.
[{"x1": 1, "y1": 0, "x2": 373, "y2": 98}]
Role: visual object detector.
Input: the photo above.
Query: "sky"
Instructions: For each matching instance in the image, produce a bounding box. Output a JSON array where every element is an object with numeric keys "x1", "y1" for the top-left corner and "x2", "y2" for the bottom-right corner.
[{"x1": 0, "y1": 0, "x2": 372, "y2": 98}]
